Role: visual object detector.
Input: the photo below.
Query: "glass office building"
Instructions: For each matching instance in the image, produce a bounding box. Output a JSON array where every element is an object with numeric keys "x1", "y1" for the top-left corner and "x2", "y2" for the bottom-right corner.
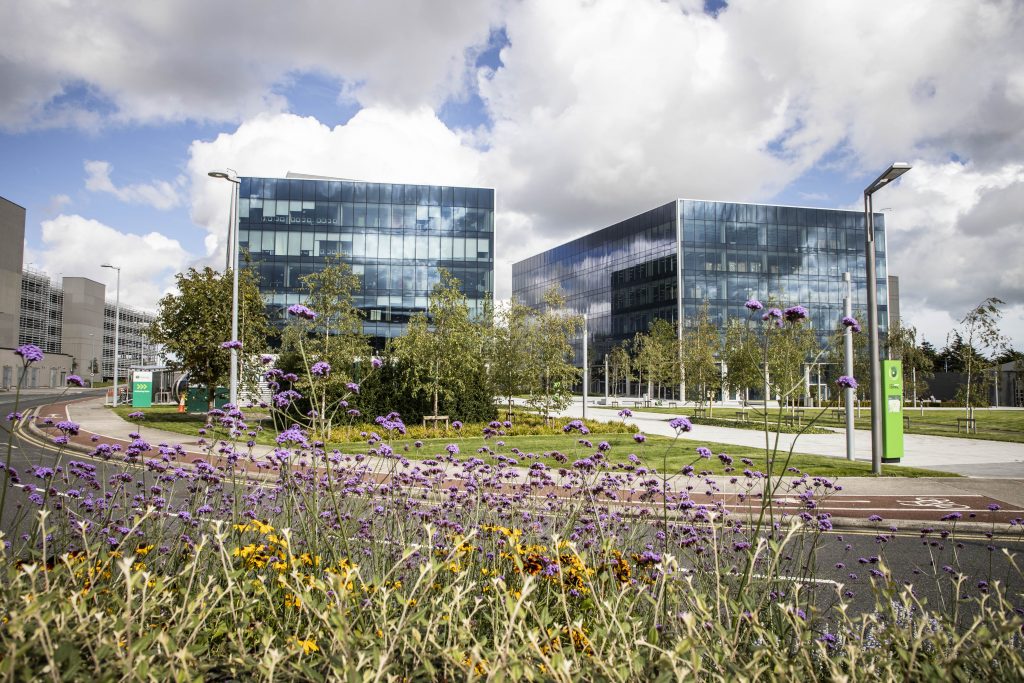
[
  {"x1": 238, "y1": 174, "x2": 494, "y2": 346},
  {"x1": 512, "y1": 199, "x2": 888, "y2": 363}
]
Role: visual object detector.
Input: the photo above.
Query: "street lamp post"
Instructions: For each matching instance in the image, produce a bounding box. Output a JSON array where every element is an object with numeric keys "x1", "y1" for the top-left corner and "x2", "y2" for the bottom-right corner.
[
  {"x1": 209, "y1": 170, "x2": 241, "y2": 406},
  {"x1": 101, "y1": 264, "x2": 121, "y2": 406},
  {"x1": 89, "y1": 332, "x2": 96, "y2": 387},
  {"x1": 864, "y1": 162, "x2": 911, "y2": 474},
  {"x1": 843, "y1": 272, "x2": 855, "y2": 461},
  {"x1": 582, "y1": 313, "x2": 588, "y2": 421}
]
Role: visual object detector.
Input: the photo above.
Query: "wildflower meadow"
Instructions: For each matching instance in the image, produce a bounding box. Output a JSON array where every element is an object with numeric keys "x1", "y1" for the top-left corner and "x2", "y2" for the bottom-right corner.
[{"x1": 2, "y1": 302, "x2": 1024, "y2": 681}]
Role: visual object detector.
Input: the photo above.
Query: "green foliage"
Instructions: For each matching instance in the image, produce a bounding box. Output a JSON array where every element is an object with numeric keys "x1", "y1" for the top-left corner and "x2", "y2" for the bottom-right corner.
[
  {"x1": 148, "y1": 266, "x2": 272, "y2": 407},
  {"x1": 681, "y1": 302, "x2": 722, "y2": 406},
  {"x1": 523, "y1": 288, "x2": 582, "y2": 420},
  {"x1": 948, "y1": 297, "x2": 1010, "y2": 415},
  {"x1": 607, "y1": 342, "x2": 633, "y2": 396},
  {"x1": 390, "y1": 270, "x2": 495, "y2": 423},
  {"x1": 276, "y1": 259, "x2": 372, "y2": 436},
  {"x1": 492, "y1": 298, "x2": 537, "y2": 419},
  {"x1": 722, "y1": 319, "x2": 761, "y2": 402},
  {"x1": 885, "y1": 320, "x2": 934, "y2": 402}
]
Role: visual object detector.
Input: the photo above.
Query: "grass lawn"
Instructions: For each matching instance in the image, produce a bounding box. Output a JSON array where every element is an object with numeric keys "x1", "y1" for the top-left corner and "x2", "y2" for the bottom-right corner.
[{"x1": 114, "y1": 405, "x2": 954, "y2": 478}]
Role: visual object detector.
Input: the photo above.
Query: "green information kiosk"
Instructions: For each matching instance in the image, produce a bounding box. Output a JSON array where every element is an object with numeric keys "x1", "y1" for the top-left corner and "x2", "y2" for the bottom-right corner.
[
  {"x1": 132, "y1": 370, "x2": 153, "y2": 408},
  {"x1": 881, "y1": 360, "x2": 904, "y2": 463}
]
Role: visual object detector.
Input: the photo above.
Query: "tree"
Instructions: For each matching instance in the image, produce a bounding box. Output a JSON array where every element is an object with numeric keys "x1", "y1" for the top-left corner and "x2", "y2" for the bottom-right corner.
[
  {"x1": 491, "y1": 298, "x2": 535, "y2": 420},
  {"x1": 884, "y1": 320, "x2": 934, "y2": 404},
  {"x1": 766, "y1": 314, "x2": 817, "y2": 407},
  {"x1": 524, "y1": 288, "x2": 581, "y2": 422},
  {"x1": 682, "y1": 302, "x2": 722, "y2": 411},
  {"x1": 278, "y1": 258, "x2": 371, "y2": 433},
  {"x1": 826, "y1": 309, "x2": 869, "y2": 401},
  {"x1": 722, "y1": 319, "x2": 761, "y2": 404},
  {"x1": 949, "y1": 298, "x2": 1009, "y2": 416},
  {"x1": 649, "y1": 318, "x2": 681, "y2": 399},
  {"x1": 392, "y1": 270, "x2": 490, "y2": 424},
  {"x1": 149, "y1": 266, "x2": 272, "y2": 408},
  {"x1": 607, "y1": 342, "x2": 632, "y2": 397}
]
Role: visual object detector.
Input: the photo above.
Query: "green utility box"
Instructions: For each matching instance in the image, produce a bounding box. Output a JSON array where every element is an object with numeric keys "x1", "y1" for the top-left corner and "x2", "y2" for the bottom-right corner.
[
  {"x1": 184, "y1": 386, "x2": 229, "y2": 413},
  {"x1": 132, "y1": 370, "x2": 153, "y2": 408},
  {"x1": 881, "y1": 360, "x2": 904, "y2": 463}
]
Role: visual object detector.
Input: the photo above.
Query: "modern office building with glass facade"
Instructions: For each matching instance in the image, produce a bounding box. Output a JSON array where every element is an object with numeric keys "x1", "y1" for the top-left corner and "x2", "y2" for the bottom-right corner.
[
  {"x1": 238, "y1": 174, "x2": 494, "y2": 345},
  {"x1": 512, "y1": 198, "x2": 889, "y2": 367}
]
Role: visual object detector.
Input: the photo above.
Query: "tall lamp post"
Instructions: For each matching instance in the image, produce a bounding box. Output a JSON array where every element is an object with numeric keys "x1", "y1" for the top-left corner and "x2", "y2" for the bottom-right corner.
[
  {"x1": 209, "y1": 170, "x2": 241, "y2": 406},
  {"x1": 89, "y1": 332, "x2": 96, "y2": 387},
  {"x1": 581, "y1": 313, "x2": 588, "y2": 420},
  {"x1": 864, "y1": 162, "x2": 911, "y2": 474},
  {"x1": 101, "y1": 264, "x2": 121, "y2": 406},
  {"x1": 843, "y1": 272, "x2": 855, "y2": 460}
]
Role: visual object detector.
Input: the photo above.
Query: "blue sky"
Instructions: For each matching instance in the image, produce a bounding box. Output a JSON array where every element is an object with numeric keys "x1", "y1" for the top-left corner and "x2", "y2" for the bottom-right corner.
[{"x1": 1, "y1": 0, "x2": 1022, "y2": 349}]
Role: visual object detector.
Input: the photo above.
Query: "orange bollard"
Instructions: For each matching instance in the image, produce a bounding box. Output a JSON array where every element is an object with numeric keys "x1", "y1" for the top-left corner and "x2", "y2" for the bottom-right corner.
[{"x1": 178, "y1": 393, "x2": 186, "y2": 413}]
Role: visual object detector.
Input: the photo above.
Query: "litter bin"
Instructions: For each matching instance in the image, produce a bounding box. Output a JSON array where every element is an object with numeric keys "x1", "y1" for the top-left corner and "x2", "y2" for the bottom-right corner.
[{"x1": 185, "y1": 387, "x2": 208, "y2": 413}]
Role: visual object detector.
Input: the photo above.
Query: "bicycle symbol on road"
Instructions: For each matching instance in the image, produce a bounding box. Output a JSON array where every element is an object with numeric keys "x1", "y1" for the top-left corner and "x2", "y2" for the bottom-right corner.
[{"x1": 897, "y1": 497, "x2": 971, "y2": 510}]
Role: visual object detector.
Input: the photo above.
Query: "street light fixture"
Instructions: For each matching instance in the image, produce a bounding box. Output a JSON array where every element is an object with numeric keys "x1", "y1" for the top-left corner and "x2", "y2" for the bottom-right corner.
[
  {"x1": 208, "y1": 169, "x2": 241, "y2": 406},
  {"x1": 101, "y1": 264, "x2": 121, "y2": 406},
  {"x1": 864, "y1": 162, "x2": 911, "y2": 474}
]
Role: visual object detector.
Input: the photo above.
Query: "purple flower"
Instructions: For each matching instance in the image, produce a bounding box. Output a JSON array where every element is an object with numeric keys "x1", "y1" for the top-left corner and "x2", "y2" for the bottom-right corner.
[
  {"x1": 836, "y1": 375, "x2": 858, "y2": 390},
  {"x1": 287, "y1": 304, "x2": 317, "y2": 320},
  {"x1": 696, "y1": 446, "x2": 712, "y2": 459},
  {"x1": 55, "y1": 420, "x2": 80, "y2": 435},
  {"x1": 762, "y1": 308, "x2": 783, "y2": 321},
  {"x1": 988, "y1": 503, "x2": 1001, "y2": 512},
  {"x1": 783, "y1": 305, "x2": 809, "y2": 322},
  {"x1": 66, "y1": 374, "x2": 86, "y2": 387},
  {"x1": 220, "y1": 340, "x2": 243, "y2": 350},
  {"x1": 668, "y1": 417, "x2": 692, "y2": 433},
  {"x1": 744, "y1": 299, "x2": 764, "y2": 311},
  {"x1": 633, "y1": 433, "x2": 646, "y2": 444},
  {"x1": 597, "y1": 441, "x2": 611, "y2": 452},
  {"x1": 260, "y1": 354, "x2": 274, "y2": 365},
  {"x1": 310, "y1": 361, "x2": 331, "y2": 377},
  {"x1": 446, "y1": 443, "x2": 459, "y2": 455},
  {"x1": 868, "y1": 514, "x2": 883, "y2": 522},
  {"x1": 15, "y1": 344, "x2": 44, "y2": 363},
  {"x1": 841, "y1": 316, "x2": 859, "y2": 330},
  {"x1": 371, "y1": 357, "x2": 383, "y2": 368},
  {"x1": 618, "y1": 408, "x2": 633, "y2": 418},
  {"x1": 941, "y1": 512, "x2": 962, "y2": 521},
  {"x1": 452, "y1": 420, "x2": 463, "y2": 430},
  {"x1": 127, "y1": 411, "x2": 145, "y2": 420},
  {"x1": 345, "y1": 382, "x2": 360, "y2": 394}
]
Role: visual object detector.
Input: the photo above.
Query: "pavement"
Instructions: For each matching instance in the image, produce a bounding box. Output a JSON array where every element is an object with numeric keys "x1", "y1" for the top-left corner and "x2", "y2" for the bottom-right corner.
[
  {"x1": 17, "y1": 394, "x2": 1024, "y2": 526},
  {"x1": 560, "y1": 398, "x2": 1024, "y2": 478}
]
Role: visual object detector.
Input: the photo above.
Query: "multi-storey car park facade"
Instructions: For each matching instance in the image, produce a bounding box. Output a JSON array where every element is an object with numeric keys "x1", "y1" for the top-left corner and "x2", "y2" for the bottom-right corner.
[
  {"x1": 512, "y1": 199, "x2": 892, "y2": 398},
  {"x1": 238, "y1": 174, "x2": 494, "y2": 346},
  {"x1": 16, "y1": 268, "x2": 157, "y2": 382}
]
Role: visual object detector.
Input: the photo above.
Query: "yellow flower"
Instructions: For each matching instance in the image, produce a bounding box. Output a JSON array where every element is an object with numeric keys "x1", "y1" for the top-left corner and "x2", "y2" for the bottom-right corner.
[
  {"x1": 289, "y1": 636, "x2": 318, "y2": 654},
  {"x1": 284, "y1": 593, "x2": 302, "y2": 609}
]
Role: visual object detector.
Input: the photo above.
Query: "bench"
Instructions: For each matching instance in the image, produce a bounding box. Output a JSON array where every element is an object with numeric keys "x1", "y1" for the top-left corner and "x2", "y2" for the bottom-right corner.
[
  {"x1": 423, "y1": 415, "x2": 450, "y2": 429},
  {"x1": 691, "y1": 407, "x2": 707, "y2": 419},
  {"x1": 782, "y1": 413, "x2": 803, "y2": 427},
  {"x1": 832, "y1": 408, "x2": 846, "y2": 422},
  {"x1": 735, "y1": 408, "x2": 750, "y2": 422},
  {"x1": 956, "y1": 417, "x2": 977, "y2": 434}
]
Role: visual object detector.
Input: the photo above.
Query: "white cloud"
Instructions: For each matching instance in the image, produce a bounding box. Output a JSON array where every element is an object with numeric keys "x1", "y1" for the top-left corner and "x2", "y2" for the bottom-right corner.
[
  {"x1": 0, "y1": 1, "x2": 501, "y2": 130},
  {"x1": 25, "y1": 214, "x2": 190, "y2": 312},
  {"x1": 84, "y1": 160, "x2": 185, "y2": 210},
  {"x1": 44, "y1": 194, "x2": 72, "y2": 216},
  {"x1": 865, "y1": 160, "x2": 1024, "y2": 346}
]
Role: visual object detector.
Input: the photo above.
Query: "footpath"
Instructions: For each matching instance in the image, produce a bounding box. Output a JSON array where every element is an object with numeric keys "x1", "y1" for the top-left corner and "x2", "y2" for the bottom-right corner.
[{"x1": 20, "y1": 395, "x2": 1024, "y2": 528}]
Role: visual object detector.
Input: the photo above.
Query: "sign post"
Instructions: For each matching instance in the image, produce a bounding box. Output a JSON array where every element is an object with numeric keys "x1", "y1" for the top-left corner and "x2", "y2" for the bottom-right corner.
[
  {"x1": 881, "y1": 360, "x2": 904, "y2": 463},
  {"x1": 132, "y1": 370, "x2": 153, "y2": 408}
]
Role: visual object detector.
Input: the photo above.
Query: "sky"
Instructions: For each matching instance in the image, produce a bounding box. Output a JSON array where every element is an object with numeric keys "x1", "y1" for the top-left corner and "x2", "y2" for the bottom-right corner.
[{"x1": 1, "y1": 0, "x2": 1022, "y2": 351}]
